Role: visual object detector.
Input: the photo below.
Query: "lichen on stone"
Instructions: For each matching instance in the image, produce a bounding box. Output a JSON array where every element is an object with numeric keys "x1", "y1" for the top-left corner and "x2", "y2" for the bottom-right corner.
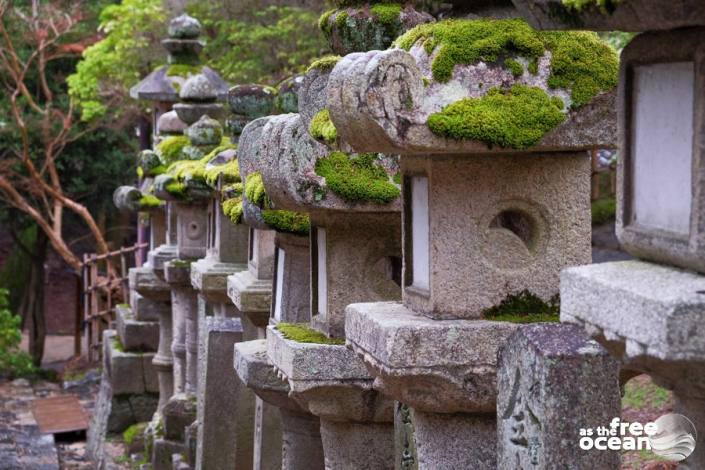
[
  {"x1": 427, "y1": 84, "x2": 566, "y2": 149},
  {"x1": 244, "y1": 171, "x2": 266, "y2": 207},
  {"x1": 276, "y1": 323, "x2": 345, "y2": 345},
  {"x1": 309, "y1": 109, "x2": 338, "y2": 144},
  {"x1": 482, "y1": 290, "x2": 560, "y2": 323},
  {"x1": 306, "y1": 55, "x2": 342, "y2": 73},
  {"x1": 394, "y1": 18, "x2": 618, "y2": 109},
  {"x1": 156, "y1": 135, "x2": 190, "y2": 164},
  {"x1": 314, "y1": 152, "x2": 400, "y2": 204},
  {"x1": 261, "y1": 210, "x2": 310, "y2": 236}
]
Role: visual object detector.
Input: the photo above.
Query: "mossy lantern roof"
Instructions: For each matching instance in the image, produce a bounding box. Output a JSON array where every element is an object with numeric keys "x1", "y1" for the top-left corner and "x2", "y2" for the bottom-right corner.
[{"x1": 326, "y1": 17, "x2": 619, "y2": 155}]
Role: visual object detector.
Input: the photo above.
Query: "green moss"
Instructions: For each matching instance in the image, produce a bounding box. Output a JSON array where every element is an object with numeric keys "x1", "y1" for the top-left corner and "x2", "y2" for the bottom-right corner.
[
  {"x1": 276, "y1": 323, "x2": 345, "y2": 345},
  {"x1": 422, "y1": 77, "x2": 430, "y2": 87},
  {"x1": 541, "y1": 31, "x2": 619, "y2": 108},
  {"x1": 394, "y1": 18, "x2": 618, "y2": 108},
  {"x1": 222, "y1": 197, "x2": 243, "y2": 224},
  {"x1": 622, "y1": 378, "x2": 670, "y2": 410},
  {"x1": 306, "y1": 55, "x2": 342, "y2": 73},
  {"x1": 165, "y1": 180, "x2": 187, "y2": 196},
  {"x1": 112, "y1": 336, "x2": 124, "y2": 352},
  {"x1": 244, "y1": 172, "x2": 266, "y2": 206},
  {"x1": 318, "y1": 9, "x2": 336, "y2": 34},
  {"x1": 146, "y1": 164, "x2": 167, "y2": 177},
  {"x1": 156, "y1": 136, "x2": 190, "y2": 164},
  {"x1": 335, "y1": 10, "x2": 348, "y2": 28},
  {"x1": 170, "y1": 259, "x2": 192, "y2": 268},
  {"x1": 166, "y1": 64, "x2": 202, "y2": 77},
  {"x1": 482, "y1": 290, "x2": 560, "y2": 323},
  {"x1": 262, "y1": 210, "x2": 310, "y2": 236},
  {"x1": 427, "y1": 85, "x2": 565, "y2": 149},
  {"x1": 591, "y1": 197, "x2": 616, "y2": 225},
  {"x1": 314, "y1": 152, "x2": 400, "y2": 204},
  {"x1": 392, "y1": 173, "x2": 401, "y2": 185},
  {"x1": 370, "y1": 3, "x2": 402, "y2": 24},
  {"x1": 204, "y1": 159, "x2": 240, "y2": 187},
  {"x1": 562, "y1": 0, "x2": 621, "y2": 13},
  {"x1": 309, "y1": 109, "x2": 338, "y2": 144},
  {"x1": 528, "y1": 57, "x2": 539, "y2": 75},
  {"x1": 167, "y1": 159, "x2": 207, "y2": 182},
  {"x1": 136, "y1": 166, "x2": 144, "y2": 179},
  {"x1": 123, "y1": 422, "x2": 147, "y2": 447},
  {"x1": 505, "y1": 58, "x2": 523, "y2": 77},
  {"x1": 139, "y1": 194, "x2": 163, "y2": 210}
]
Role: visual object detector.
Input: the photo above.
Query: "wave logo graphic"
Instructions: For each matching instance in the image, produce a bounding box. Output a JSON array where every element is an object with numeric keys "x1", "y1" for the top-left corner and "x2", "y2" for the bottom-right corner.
[{"x1": 648, "y1": 413, "x2": 697, "y2": 462}]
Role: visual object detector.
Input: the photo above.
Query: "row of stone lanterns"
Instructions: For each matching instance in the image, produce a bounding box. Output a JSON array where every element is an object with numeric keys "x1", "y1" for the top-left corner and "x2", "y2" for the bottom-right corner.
[{"x1": 91, "y1": 2, "x2": 705, "y2": 469}]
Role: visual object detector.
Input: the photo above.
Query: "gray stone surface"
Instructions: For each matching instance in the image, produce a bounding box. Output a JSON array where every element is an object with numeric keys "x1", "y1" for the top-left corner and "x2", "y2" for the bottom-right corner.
[
  {"x1": 152, "y1": 438, "x2": 184, "y2": 470},
  {"x1": 130, "y1": 266, "x2": 171, "y2": 302},
  {"x1": 148, "y1": 243, "x2": 178, "y2": 275},
  {"x1": 346, "y1": 301, "x2": 518, "y2": 413},
  {"x1": 190, "y1": 257, "x2": 247, "y2": 304},
  {"x1": 413, "y1": 411, "x2": 495, "y2": 470},
  {"x1": 195, "y1": 316, "x2": 254, "y2": 470},
  {"x1": 280, "y1": 409, "x2": 325, "y2": 470},
  {"x1": 162, "y1": 393, "x2": 196, "y2": 442},
  {"x1": 319, "y1": 420, "x2": 394, "y2": 470},
  {"x1": 512, "y1": 0, "x2": 705, "y2": 32},
  {"x1": 272, "y1": 232, "x2": 310, "y2": 324},
  {"x1": 227, "y1": 270, "x2": 273, "y2": 327},
  {"x1": 401, "y1": 153, "x2": 591, "y2": 319},
  {"x1": 113, "y1": 186, "x2": 142, "y2": 212},
  {"x1": 311, "y1": 212, "x2": 402, "y2": 338},
  {"x1": 130, "y1": 291, "x2": 169, "y2": 322},
  {"x1": 168, "y1": 13, "x2": 200, "y2": 39},
  {"x1": 266, "y1": 327, "x2": 392, "y2": 423},
  {"x1": 326, "y1": 48, "x2": 616, "y2": 155},
  {"x1": 116, "y1": 304, "x2": 159, "y2": 352},
  {"x1": 615, "y1": 28, "x2": 705, "y2": 274},
  {"x1": 103, "y1": 330, "x2": 159, "y2": 395},
  {"x1": 174, "y1": 202, "x2": 208, "y2": 260},
  {"x1": 497, "y1": 323, "x2": 621, "y2": 469},
  {"x1": 561, "y1": 260, "x2": 705, "y2": 394},
  {"x1": 156, "y1": 110, "x2": 187, "y2": 136}
]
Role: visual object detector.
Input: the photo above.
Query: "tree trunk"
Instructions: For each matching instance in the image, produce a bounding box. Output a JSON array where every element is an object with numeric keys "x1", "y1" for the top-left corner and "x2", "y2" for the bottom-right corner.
[{"x1": 19, "y1": 230, "x2": 48, "y2": 367}]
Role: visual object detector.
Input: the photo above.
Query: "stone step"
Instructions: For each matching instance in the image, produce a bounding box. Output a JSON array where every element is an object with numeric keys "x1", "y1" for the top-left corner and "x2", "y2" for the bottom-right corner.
[
  {"x1": 103, "y1": 330, "x2": 159, "y2": 395},
  {"x1": 115, "y1": 304, "x2": 159, "y2": 352},
  {"x1": 130, "y1": 290, "x2": 171, "y2": 322}
]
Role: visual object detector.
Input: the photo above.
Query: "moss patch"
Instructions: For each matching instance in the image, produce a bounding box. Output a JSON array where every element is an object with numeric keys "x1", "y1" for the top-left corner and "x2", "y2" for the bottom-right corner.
[
  {"x1": 591, "y1": 197, "x2": 616, "y2": 226},
  {"x1": 315, "y1": 152, "x2": 400, "y2": 204},
  {"x1": 139, "y1": 194, "x2": 163, "y2": 210},
  {"x1": 165, "y1": 180, "x2": 187, "y2": 196},
  {"x1": 482, "y1": 290, "x2": 560, "y2": 323},
  {"x1": 307, "y1": 55, "x2": 342, "y2": 73},
  {"x1": 276, "y1": 323, "x2": 345, "y2": 345},
  {"x1": 166, "y1": 64, "x2": 202, "y2": 77},
  {"x1": 318, "y1": 9, "x2": 336, "y2": 34},
  {"x1": 370, "y1": 3, "x2": 401, "y2": 24},
  {"x1": 204, "y1": 159, "x2": 240, "y2": 187},
  {"x1": 427, "y1": 84, "x2": 565, "y2": 149},
  {"x1": 112, "y1": 336, "x2": 124, "y2": 352},
  {"x1": 244, "y1": 172, "x2": 266, "y2": 206},
  {"x1": 505, "y1": 58, "x2": 523, "y2": 77},
  {"x1": 222, "y1": 197, "x2": 243, "y2": 224},
  {"x1": 309, "y1": 109, "x2": 337, "y2": 144},
  {"x1": 394, "y1": 18, "x2": 618, "y2": 109},
  {"x1": 123, "y1": 422, "x2": 147, "y2": 447},
  {"x1": 156, "y1": 136, "x2": 190, "y2": 164},
  {"x1": 262, "y1": 210, "x2": 310, "y2": 236}
]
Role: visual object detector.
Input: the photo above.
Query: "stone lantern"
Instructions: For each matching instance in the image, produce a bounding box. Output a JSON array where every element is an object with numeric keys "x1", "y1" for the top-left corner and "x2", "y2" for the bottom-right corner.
[
  {"x1": 330, "y1": 10, "x2": 620, "y2": 468},
  {"x1": 510, "y1": 1, "x2": 705, "y2": 468}
]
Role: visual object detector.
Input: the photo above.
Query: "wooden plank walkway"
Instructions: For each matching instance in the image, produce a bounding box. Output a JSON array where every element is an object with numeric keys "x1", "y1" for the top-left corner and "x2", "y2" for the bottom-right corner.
[{"x1": 32, "y1": 395, "x2": 88, "y2": 435}]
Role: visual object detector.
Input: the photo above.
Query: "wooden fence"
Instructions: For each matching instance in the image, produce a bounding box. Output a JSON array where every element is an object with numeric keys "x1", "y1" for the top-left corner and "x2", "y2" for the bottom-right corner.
[{"x1": 78, "y1": 242, "x2": 148, "y2": 363}]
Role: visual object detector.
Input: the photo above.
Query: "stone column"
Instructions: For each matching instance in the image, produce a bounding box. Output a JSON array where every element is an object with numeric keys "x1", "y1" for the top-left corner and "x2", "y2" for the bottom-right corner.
[
  {"x1": 497, "y1": 323, "x2": 621, "y2": 468},
  {"x1": 327, "y1": 11, "x2": 617, "y2": 467}
]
